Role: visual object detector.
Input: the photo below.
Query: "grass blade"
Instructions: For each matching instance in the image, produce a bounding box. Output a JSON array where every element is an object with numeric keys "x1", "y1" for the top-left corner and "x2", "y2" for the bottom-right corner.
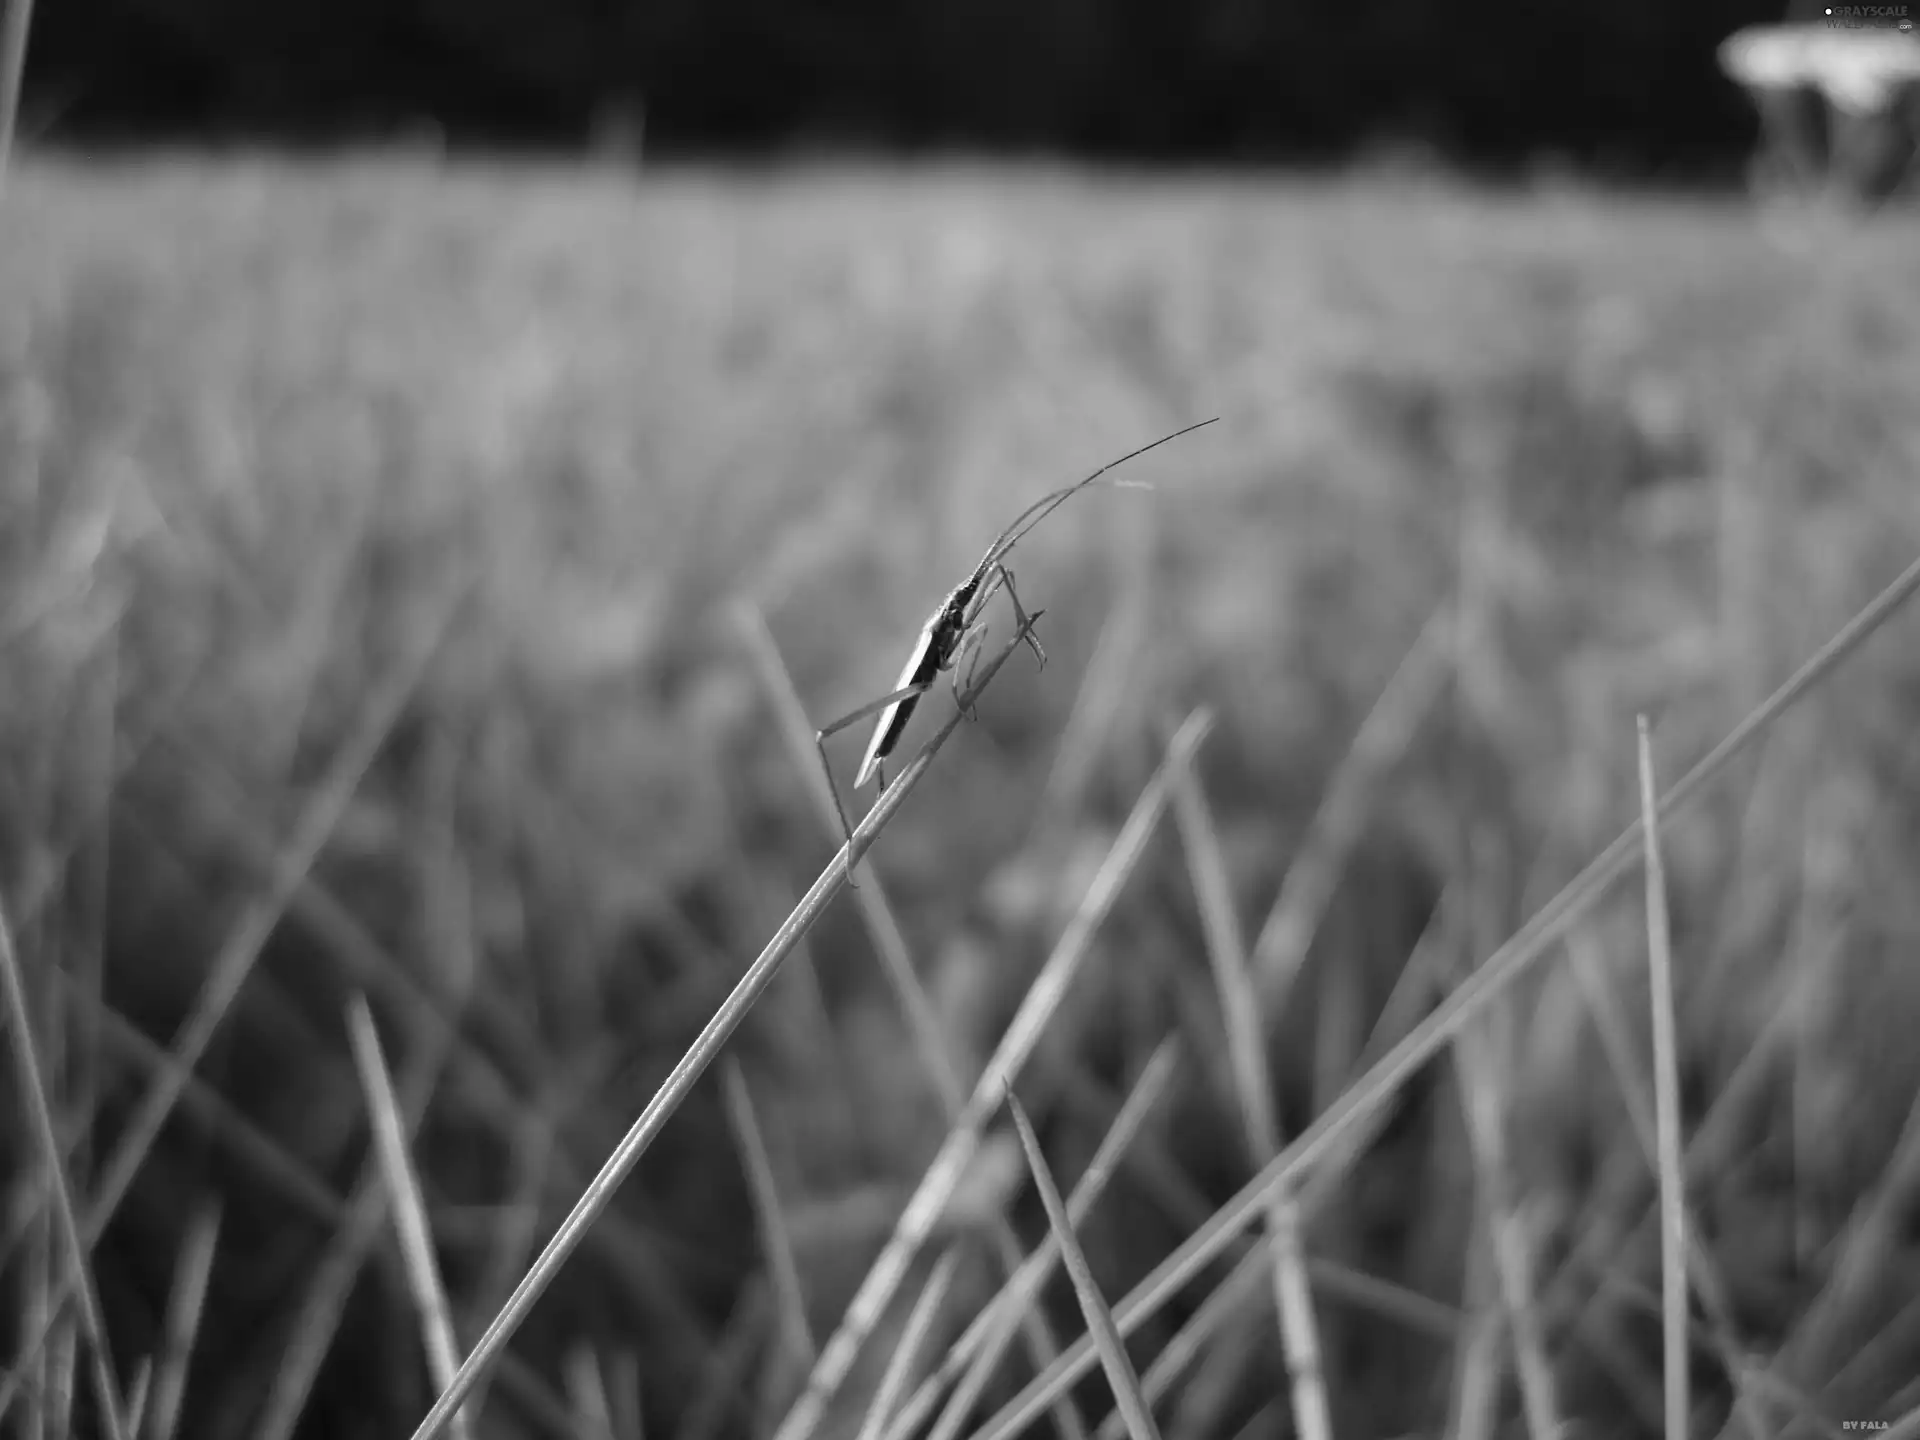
[
  {"x1": 676, "y1": 1279, "x2": 770, "y2": 1440},
  {"x1": 0, "y1": 0, "x2": 33, "y2": 199},
  {"x1": 0, "y1": 896, "x2": 128, "y2": 1440},
  {"x1": 736, "y1": 600, "x2": 1088, "y2": 1440},
  {"x1": 346, "y1": 994, "x2": 474, "y2": 1440},
  {"x1": 408, "y1": 615, "x2": 1048, "y2": 1440},
  {"x1": 257, "y1": 999, "x2": 465, "y2": 1440},
  {"x1": 1171, "y1": 761, "x2": 1332, "y2": 1440},
  {"x1": 1557, "y1": 932, "x2": 1772, "y2": 1435},
  {"x1": 1445, "y1": 829, "x2": 1559, "y2": 1439},
  {"x1": 1100, "y1": 1239, "x2": 1269, "y2": 1440},
  {"x1": 1005, "y1": 1097, "x2": 1162, "y2": 1440},
  {"x1": 769, "y1": 709, "x2": 1212, "y2": 1440},
  {"x1": 0, "y1": 578, "x2": 472, "y2": 1417},
  {"x1": 1246, "y1": 608, "x2": 1452, "y2": 1011},
  {"x1": 853, "y1": 1251, "x2": 961, "y2": 1440},
  {"x1": 1636, "y1": 717, "x2": 1689, "y2": 1440},
  {"x1": 721, "y1": 1058, "x2": 816, "y2": 1373},
  {"x1": 149, "y1": 740, "x2": 706, "y2": 1352},
  {"x1": 966, "y1": 546, "x2": 1920, "y2": 1440},
  {"x1": 565, "y1": 1345, "x2": 618, "y2": 1440},
  {"x1": 145, "y1": 1198, "x2": 221, "y2": 1440},
  {"x1": 914, "y1": 1041, "x2": 1182, "y2": 1440}
]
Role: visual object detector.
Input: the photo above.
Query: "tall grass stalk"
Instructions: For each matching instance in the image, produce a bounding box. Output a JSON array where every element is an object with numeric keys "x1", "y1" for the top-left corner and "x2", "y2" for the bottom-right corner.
[
  {"x1": 967, "y1": 546, "x2": 1920, "y2": 1440},
  {"x1": 1006, "y1": 1097, "x2": 1162, "y2": 1440},
  {"x1": 916, "y1": 1041, "x2": 1181, "y2": 1440},
  {"x1": 1635, "y1": 717, "x2": 1689, "y2": 1440},
  {"x1": 408, "y1": 615, "x2": 1045, "y2": 1440},
  {"x1": 345, "y1": 994, "x2": 475, "y2": 1440},
  {"x1": 1172, "y1": 763, "x2": 1332, "y2": 1440},
  {"x1": 1559, "y1": 931, "x2": 1773, "y2": 1435},
  {"x1": 736, "y1": 598, "x2": 1089, "y2": 1440},
  {"x1": 876, "y1": 609, "x2": 1443, "y2": 1440},
  {"x1": 143, "y1": 1199, "x2": 221, "y2": 1440},
  {"x1": 0, "y1": 899, "x2": 128, "y2": 1440},
  {"x1": 851, "y1": 1249, "x2": 960, "y2": 1440},
  {"x1": 0, "y1": 581, "x2": 472, "y2": 1424},
  {"x1": 769, "y1": 709, "x2": 1212, "y2": 1440},
  {"x1": 720, "y1": 1058, "x2": 816, "y2": 1375},
  {"x1": 0, "y1": 0, "x2": 32, "y2": 194},
  {"x1": 257, "y1": 961, "x2": 471, "y2": 1440}
]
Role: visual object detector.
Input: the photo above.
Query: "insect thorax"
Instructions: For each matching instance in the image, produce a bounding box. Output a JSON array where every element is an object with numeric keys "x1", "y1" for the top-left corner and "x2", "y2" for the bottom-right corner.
[{"x1": 930, "y1": 583, "x2": 977, "y2": 666}]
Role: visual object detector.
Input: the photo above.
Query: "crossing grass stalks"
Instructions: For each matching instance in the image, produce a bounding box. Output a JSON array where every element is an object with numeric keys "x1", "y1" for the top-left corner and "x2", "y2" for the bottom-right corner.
[
  {"x1": 7, "y1": 153, "x2": 1920, "y2": 1440},
  {"x1": 1005, "y1": 1097, "x2": 1159, "y2": 1440}
]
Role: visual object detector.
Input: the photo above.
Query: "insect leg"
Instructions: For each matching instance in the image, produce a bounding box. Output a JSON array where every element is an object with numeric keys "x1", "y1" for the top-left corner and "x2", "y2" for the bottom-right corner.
[
  {"x1": 959, "y1": 567, "x2": 1033, "y2": 663},
  {"x1": 966, "y1": 566, "x2": 1005, "y2": 616},
  {"x1": 811, "y1": 728, "x2": 861, "y2": 864},
  {"x1": 966, "y1": 602, "x2": 1046, "y2": 695},
  {"x1": 948, "y1": 621, "x2": 989, "y2": 718},
  {"x1": 992, "y1": 566, "x2": 1047, "y2": 670},
  {"x1": 816, "y1": 682, "x2": 932, "y2": 742},
  {"x1": 815, "y1": 679, "x2": 931, "y2": 870}
]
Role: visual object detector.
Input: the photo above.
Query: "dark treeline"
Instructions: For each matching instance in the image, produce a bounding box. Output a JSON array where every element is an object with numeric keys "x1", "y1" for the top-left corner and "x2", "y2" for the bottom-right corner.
[{"x1": 29, "y1": 0, "x2": 1780, "y2": 171}]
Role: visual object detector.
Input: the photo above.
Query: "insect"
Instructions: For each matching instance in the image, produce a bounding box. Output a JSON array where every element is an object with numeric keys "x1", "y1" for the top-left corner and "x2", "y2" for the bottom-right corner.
[{"x1": 813, "y1": 418, "x2": 1219, "y2": 859}]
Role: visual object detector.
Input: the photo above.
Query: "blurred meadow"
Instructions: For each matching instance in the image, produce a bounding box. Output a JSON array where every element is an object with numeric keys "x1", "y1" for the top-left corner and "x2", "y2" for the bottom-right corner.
[{"x1": 5, "y1": 154, "x2": 1920, "y2": 1438}]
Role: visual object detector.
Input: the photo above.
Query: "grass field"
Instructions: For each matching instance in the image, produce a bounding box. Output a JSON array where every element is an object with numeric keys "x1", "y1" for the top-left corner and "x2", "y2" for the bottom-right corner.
[{"x1": 5, "y1": 155, "x2": 1920, "y2": 1440}]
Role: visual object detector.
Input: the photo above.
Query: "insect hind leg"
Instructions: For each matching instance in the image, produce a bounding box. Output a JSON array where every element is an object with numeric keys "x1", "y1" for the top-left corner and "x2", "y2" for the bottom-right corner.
[
  {"x1": 812, "y1": 678, "x2": 927, "y2": 885},
  {"x1": 812, "y1": 727, "x2": 863, "y2": 881},
  {"x1": 964, "y1": 606, "x2": 1046, "y2": 698},
  {"x1": 993, "y1": 566, "x2": 1047, "y2": 670},
  {"x1": 949, "y1": 621, "x2": 990, "y2": 718}
]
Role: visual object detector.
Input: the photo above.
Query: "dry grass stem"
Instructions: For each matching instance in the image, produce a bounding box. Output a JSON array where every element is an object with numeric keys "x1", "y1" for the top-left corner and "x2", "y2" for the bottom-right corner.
[
  {"x1": 853, "y1": 1251, "x2": 961, "y2": 1440},
  {"x1": 14, "y1": 163, "x2": 1920, "y2": 1440},
  {"x1": 1172, "y1": 762, "x2": 1332, "y2": 1440},
  {"x1": 0, "y1": 898, "x2": 129, "y2": 1440},
  {"x1": 409, "y1": 614, "x2": 1048, "y2": 1440},
  {"x1": 735, "y1": 599, "x2": 1087, "y2": 1440},
  {"x1": 967, "y1": 547, "x2": 1920, "y2": 1440},
  {"x1": 144, "y1": 1198, "x2": 221, "y2": 1440},
  {"x1": 0, "y1": 582, "x2": 472, "y2": 1411},
  {"x1": 257, "y1": 997, "x2": 472, "y2": 1440},
  {"x1": 1447, "y1": 1235, "x2": 1500, "y2": 1440},
  {"x1": 345, "y1": 994, "x2": 474, "y2": 1440},
  {"x1": 721, "y1": 1058, "x2": 816, "y2": 1369},
  {"x1": 122, "y1": 1360, "x2": 149, "y2": 1439},
  {"x1": 1636, "y1": 716, "x2": 1690, "y2": 1440},
  {"x1": 770, "y1": 709, "x2": 1212, "y2": 1440},
  {"x1": 1558, "y1": 932, "x2": 1771, "y2": 1434},
  {"x1": 1006, "y1": 1097, "x2": 1163, "y2": 1440},
  {"x1": 1246, "y1": 607, "x2": 1453, "y2": 1009},
  {"x1": 676, "y1": 1279, "x2": 771, "y2": 1440},
  {"x1": 910, "y1": 1039, "x2": 1182, "y2": 1440},
  {"x1": 146, "y1": 748, "x2": 701, "y2": 1342},
  {"x1": 565, "y1": 1345, "x2": 619, "y2": 1440},
  {"x1": 1034, "y1": 592, "x2": 1142, "y2": 826},
  {"x1": 1100, "y1": 1239, "x2": 1269, "y2": 1440},
  {"x1": 0, "y1": 0, "x2": 33, "y2": 194},
  {"x1": 1445, "y1": 830, "x2": 1559, "y2": 1439}
]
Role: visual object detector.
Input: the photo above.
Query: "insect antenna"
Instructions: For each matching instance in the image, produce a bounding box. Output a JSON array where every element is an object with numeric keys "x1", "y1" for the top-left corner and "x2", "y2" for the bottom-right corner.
[
  {"x1": 966, "y1": 416, "x2": 1218, "y2": 584},
  {"x1": 806, "y1": 416, "x2": 1219, "y2": 870}
]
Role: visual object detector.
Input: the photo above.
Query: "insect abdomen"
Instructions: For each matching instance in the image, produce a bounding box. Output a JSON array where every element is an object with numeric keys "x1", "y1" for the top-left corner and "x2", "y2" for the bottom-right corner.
[{"x1": 852, "y1": 607, "x2": 947, "y2": 788}]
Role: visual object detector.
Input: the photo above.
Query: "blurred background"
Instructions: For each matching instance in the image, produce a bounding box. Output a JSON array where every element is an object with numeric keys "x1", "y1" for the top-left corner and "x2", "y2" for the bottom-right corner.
[
  {"x1": 6, "y1": 2, "x2": 1920, "y2": 1438},
  {"x1": 3, "y1": 0, "x2": 1874, "y2": 170}
]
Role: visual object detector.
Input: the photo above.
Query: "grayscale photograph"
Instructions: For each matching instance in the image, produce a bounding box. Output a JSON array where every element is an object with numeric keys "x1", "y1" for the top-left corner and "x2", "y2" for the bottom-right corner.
[{"x1": 1, "y1": 0, "x2": 1919, "y2": 1436}]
